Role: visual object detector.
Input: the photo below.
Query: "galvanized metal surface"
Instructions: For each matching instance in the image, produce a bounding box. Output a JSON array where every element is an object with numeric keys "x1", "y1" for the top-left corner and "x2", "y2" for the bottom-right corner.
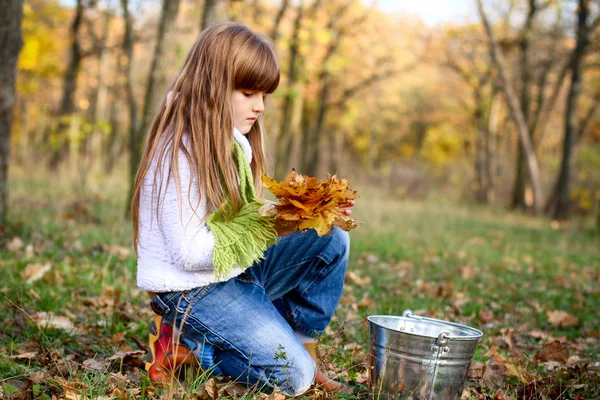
[{"x1": 368, "y1": 310, "x2": 483, "y2": 400}]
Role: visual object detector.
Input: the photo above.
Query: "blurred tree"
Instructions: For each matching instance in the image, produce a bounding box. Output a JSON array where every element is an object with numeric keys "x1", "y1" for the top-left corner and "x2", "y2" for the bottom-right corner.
[
  {"x1": 13, "y1": 0, "x2": 68, "y2": 168},
  {"x1": 445, "y1": 26, "x2": 498, "y2": 204},
  {"x1": 275, "y1": 0, "x2": 318, "y2": 179},
  {"x1": 509, "y1": 0, "x2": 559, "y2": 211},
  {"x1": 302, "y1": 0, "x2": 356, "y2": 176},
  {"x1": 81, "y1": 2, "x2": 116, "y2": 168},
  {"x1": 50, "y1": 0, "x2": 100, "y2": 169},
  {"x1": 120, "y1": 0, "x2": 137, "y2": 186},
  {"x1": 201, "y1": 0, "x2": 219, "y2": 31},
  {"x1": 478, "y1": 0, "x2": 544, "y2": 214},
  {"x1": 0, "y1": 0, "x2": 24, "y2": 224},
  {"x1": 270, "y1": 0, "x2": 290, "y2": 42},
  {"x1": 547, "y1": 0, "x2": 599, "y2": 219},
  {"x1": 126, "y1": 0, "x2": 181, "y2": 217}
]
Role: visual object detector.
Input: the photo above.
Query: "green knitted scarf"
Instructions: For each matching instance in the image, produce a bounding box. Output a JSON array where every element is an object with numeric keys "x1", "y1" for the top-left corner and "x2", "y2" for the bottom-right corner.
[{"x1": 206, "y1": 142, "x2": 278, "y2": 279}]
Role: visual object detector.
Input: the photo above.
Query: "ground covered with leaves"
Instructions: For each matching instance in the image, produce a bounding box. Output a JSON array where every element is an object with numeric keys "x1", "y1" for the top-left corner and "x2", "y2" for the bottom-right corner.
[{"x1": 1, "y1": 173, "x2": 599, "y2": 399}]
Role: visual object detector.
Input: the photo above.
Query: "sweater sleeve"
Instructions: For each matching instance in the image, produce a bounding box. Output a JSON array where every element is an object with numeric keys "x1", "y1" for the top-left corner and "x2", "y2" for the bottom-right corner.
[{"x1": 148, "y1": 144, "x2": 216, "y2": 272}]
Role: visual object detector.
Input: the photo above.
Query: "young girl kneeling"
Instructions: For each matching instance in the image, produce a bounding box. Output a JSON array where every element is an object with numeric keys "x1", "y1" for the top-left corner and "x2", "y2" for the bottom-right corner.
[{"x1": 132, "y1": 22, "x2": 352, "y2": 396}]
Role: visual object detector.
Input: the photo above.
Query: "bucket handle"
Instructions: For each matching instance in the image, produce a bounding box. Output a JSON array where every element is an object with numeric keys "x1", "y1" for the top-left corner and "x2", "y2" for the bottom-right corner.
[
  {"x1": 402, "y1": 309, "x2": 421, "y2": 320},
  {"x1": 432, "y1": 332, "x2": 451, "y2": 355},
  {"x1": 402, "y1": 310, "x2": 451, "y2": 355}
]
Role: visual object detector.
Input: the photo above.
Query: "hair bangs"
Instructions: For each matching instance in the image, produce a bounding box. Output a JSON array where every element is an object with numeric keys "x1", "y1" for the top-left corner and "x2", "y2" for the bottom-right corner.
[{"x1": 235, "y1": 39, "x2": 280, "y2": 94}]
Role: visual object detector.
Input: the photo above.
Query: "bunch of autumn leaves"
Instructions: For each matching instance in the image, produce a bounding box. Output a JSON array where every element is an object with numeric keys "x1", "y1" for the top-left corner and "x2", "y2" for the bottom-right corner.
[{"x1": 260, "y1": 169, "x2": 359, "y2": 236}]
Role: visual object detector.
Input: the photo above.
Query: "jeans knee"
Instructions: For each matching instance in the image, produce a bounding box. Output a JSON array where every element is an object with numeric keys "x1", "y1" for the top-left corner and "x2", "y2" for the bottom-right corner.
[
  {"x1": 330, "y1": 227, "x2": 350, "y2": 264},
  {"x1": 284, "y1": 355, "x2": 316, "y2": 396}
]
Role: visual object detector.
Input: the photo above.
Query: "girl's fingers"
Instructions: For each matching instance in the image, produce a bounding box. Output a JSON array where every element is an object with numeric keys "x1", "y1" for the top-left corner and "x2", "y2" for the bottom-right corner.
[{"x1": 339, "y1": 200, "x2": 355, "y2": 209}]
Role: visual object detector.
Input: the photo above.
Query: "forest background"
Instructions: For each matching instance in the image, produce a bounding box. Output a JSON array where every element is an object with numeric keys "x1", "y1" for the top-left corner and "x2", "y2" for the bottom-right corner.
[
  {"x1": 2, "y1": 0, "x2": 600, "y2": 221},
  {"x1": 0, "y1": 0, "x2": 599, "y2": 399}
]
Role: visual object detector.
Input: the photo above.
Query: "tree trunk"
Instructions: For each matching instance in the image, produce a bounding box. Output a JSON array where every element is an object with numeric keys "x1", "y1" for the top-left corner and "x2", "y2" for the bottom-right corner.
[
  {"x1": 548, "y1": 0, "x2": 590, "y2": 220},
  {"x1": 104, "y1": 91, "x2": 119, "y2": 173},
  {"x1": 303, "y1": 8, "x2": 344, "y2": 177},
  {"x1": 270, "y1": 0, "x2": 290, "y2": 42},
  {"x1": 126, "y1": 0, "x2": 181, "y2": 217},
  {"x1": 83, "y1": 6, "x2": 112, "y2": 166},
  {"x1": 121, "y1": 0, "x2": 137, "y2": 214},
  {"x1": 474, "y1": 88, "x2": 487, "y2": 204},
  {"x1": 510, "y1": 0, "x2": 536, "y2": 210},
  {"x1": 510, "y1": 147, "x2": 527, "y2": 208},
  {"x1": 0, "y1": 0, "x2": 24, "y2": 225},
  {"x1": 50, "y1": 0, "x2": 85, "y2": 169},
  {"x1": 305, "y1": 70, "x2": 331, "y2": 177},
  {"x1": 201, "y1": 0, "x2": 219, "y2": 31},
  {"x1": 477, "y1": 0, "x2": 544, "y2": 214},
  {"x1": 275, "y1": 0, "x2": 304, "y2": 179},
  {"x1": 485, "y1": 91, "x2": 500, "y2": 205}
]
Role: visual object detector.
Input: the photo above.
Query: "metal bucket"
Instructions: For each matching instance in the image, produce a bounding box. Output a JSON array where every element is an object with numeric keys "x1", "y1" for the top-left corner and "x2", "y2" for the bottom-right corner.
[{"x1": 368, "y1": 310, "x2": 483, "y2": 400}]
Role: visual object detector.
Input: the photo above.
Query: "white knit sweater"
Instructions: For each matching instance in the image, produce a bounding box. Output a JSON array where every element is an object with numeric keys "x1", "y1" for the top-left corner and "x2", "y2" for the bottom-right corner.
[{"x1": 136, "y1": 128, "x2": 253, "y2": 292}]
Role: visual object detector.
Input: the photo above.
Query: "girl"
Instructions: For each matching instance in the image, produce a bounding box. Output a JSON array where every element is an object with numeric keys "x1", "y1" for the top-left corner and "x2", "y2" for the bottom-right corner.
[{"x1": 132, "y1": 22, "x2": 352, "y2": 396}]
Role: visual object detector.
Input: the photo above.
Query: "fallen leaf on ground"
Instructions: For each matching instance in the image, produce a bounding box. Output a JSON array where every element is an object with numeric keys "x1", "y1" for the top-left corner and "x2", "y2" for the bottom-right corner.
[
  {"x1": 492, "y1": 388, "x2": 515, "y2": 400},
  {"x1": 9, "y1": 352, "x2": 38, "y2": 360},
  {"x1": 28, "y1": 372, "x2": 45, "y2": 384},
  {"x1": 500, "y1": 328, "x2": 516, "y2": 350},
  {"x1": 203, "y1": 378, "x2": 219, "y2": 399},
  {"x1": 547, "y1": 310, "x2": 579, "y2": 328},
  {"x1": 346, "y1": 271, "x2": 371, "y2": 288},
  {"x1": 256, "y1": 392, "x2": 286, "y2": 400},
  {"x1": 7, "y1": 237, "x2": 24, "y2": 253},
  {"x1": 35, "y1": 312, "x2": 75, "y2": 331},
  {"x1": 344, "y1": 342, "x2": 362, "y2": 351},
  {"x1": 505, "y1": 362, "x2": 527, "y2": 384},
  {"x1": 468, "y1": 361, "x2": 485, "y2": 379},
  {"x1": 21, "y1": 262, "x2": 52, "y2": 283},
  {"x1": 479, "y1": 309, "x2": 495, "y2": 323},
  {"x1": 58, "y1": 378, "x2": 89, "y2": 400},
  {"x1": 483, "y1": 356, "x2": 506, "y2": 390},
  {"x1": 459, "y1": 266, "x2": 476, "y2": 279},
  {"x1": 108, "y1": 350, "x2": 146, "y2": 364},
  {"x1": 103, "y1": 244, "x2": 131, "y2": 260},
  {"x1": 112, "y1": 331, "x2": 127, "y2": 345},
  {"x1": 526, "y1": 329, "x2": 551, "y2": 340},
  {"x1": 535, "y1": 340, "x2": 569, "y2": 363},
  {"x1": 82, "y1": 358, "x2": 106, "y2": 371}
]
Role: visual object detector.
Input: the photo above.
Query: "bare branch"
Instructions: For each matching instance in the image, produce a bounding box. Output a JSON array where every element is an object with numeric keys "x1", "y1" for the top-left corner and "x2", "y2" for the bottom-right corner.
[
  {"x1": 270, "y1": 0, "x2": 290, "y2": 41},
  {"x1": 577, "y1": 93, "x2": 600, "y2": 142}
]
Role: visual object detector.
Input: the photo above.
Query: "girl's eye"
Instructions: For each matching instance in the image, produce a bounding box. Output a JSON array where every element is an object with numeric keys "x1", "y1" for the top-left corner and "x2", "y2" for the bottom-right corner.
[{"x1": 243, "y1": 92, "x2": 253, "y2": 97}]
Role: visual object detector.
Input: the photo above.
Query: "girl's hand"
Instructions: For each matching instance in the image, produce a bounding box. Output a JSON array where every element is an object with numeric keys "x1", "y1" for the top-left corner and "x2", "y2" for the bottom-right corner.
[
  {"x1": 338, "y1": 199, "x2": 355, "y2": 216},
  {"x1": 275, "y1": 219, "x2": 299, "y2": 236}
]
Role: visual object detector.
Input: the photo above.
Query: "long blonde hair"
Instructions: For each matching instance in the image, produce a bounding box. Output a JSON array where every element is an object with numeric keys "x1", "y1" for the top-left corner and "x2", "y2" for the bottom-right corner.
[{"x1": 132, "y1": 22, "x2": 280, "y2": 246}]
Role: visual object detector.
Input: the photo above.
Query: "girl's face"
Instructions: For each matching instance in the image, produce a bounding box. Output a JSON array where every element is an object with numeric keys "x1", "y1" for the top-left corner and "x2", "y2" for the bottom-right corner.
[{"x1": 232, "y1": 90, "x2": 266, "y2": 134}]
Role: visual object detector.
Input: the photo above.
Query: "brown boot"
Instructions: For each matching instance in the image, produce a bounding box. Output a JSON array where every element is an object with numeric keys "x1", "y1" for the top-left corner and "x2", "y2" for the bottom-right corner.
[{"x1": 303, "y1": 342, "x2": 344, "y2": 392}]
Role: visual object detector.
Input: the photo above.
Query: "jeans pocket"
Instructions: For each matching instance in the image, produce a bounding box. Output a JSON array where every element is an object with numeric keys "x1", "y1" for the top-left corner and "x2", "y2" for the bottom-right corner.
[{"x1": 150, "y1": 293, "x2": 174, "y2": 315}]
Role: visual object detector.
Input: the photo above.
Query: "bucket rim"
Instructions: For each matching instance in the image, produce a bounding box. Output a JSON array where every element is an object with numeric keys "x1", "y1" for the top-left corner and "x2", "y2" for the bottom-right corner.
[{"x1": 367, "y1": 314, "x2": 483, "y2": 341}]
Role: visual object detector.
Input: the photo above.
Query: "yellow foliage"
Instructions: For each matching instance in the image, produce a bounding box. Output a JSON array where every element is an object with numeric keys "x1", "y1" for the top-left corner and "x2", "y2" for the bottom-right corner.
[
  {"x1": 17, "y1": 0, "x2": 68, "y2": 93},
  {"x1": 421, "y1": 123, "x2": 464, "y2": 166}
]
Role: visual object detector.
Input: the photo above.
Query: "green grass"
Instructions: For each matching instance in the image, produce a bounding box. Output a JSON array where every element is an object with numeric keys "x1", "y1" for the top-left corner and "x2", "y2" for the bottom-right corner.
[{"x1": 1, "y1": 168, "x2": 599, "y2": 399}]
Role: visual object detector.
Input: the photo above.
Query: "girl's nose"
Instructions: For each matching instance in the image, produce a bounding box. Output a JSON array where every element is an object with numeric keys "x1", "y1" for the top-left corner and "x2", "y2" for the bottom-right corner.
[{"x1": 253, "y1": 95, "x2": 265, "y2": 113}]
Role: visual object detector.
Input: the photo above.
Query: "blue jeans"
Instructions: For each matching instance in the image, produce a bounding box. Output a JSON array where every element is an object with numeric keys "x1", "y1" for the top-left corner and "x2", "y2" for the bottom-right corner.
[{"x1": 149, "y1": 227, "x2": 349, "y2": 396}]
